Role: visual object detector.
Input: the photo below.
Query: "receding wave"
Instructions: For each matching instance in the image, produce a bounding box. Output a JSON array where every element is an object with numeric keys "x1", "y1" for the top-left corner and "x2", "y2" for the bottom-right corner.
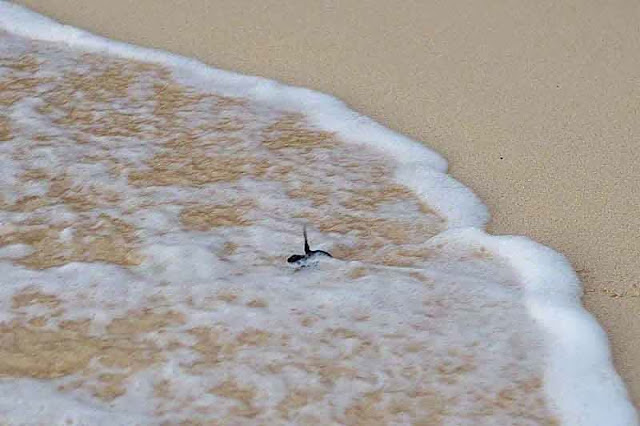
[{"x1": 0, "y1": 2, "x2": 636, "y2": 425}]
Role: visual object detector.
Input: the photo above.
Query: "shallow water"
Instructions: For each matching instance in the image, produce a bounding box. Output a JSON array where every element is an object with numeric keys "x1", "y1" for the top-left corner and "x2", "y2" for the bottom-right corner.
[{"x1": 0, "y1": 4, "x2": 636, "y2": 425}]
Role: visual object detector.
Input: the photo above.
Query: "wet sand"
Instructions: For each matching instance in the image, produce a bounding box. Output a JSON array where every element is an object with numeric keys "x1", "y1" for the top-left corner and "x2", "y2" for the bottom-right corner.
[{"x1": 12, "y1": 0, "x2": 640, "y2": 407}]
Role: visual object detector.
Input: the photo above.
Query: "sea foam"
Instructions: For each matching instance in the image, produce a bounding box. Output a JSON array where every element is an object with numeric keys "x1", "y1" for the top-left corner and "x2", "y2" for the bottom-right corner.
[{"x1": 0, "y1": 2, "x2": 636, "y2": 424}]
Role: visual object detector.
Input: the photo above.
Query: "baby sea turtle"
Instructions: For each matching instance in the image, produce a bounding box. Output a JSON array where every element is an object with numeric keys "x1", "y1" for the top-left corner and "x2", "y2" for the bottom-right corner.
[{"x1": 287, "y1": 226, "x2": 332, "y2": 267}]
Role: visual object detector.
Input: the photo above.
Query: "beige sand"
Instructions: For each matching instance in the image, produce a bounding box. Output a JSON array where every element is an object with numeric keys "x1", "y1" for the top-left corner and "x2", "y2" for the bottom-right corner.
[{"x1": 13, "y1": 0, "x2": 640, "y2": 407}]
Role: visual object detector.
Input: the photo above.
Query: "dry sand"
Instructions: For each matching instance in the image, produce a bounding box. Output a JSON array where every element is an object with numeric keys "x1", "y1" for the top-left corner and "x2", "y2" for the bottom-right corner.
[{"x1": 13, "y1": 0, "x2": 640, "y2": 408}]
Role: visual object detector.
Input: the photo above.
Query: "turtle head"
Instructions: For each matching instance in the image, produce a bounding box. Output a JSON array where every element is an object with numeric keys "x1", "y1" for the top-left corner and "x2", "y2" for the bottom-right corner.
[{"x1": 287, "y1": 254, "x2": 306, "y2": 264}]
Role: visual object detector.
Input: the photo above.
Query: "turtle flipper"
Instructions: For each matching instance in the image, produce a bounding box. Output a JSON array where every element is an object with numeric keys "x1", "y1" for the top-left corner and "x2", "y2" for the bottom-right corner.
[{"x1": 304, "y1": 225, "x2": 311, "y2": 255}]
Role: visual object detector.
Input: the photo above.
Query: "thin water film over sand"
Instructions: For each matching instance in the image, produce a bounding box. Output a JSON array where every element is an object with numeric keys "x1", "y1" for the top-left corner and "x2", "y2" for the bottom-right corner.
[{"x1": 0, "y1": 31, "x2": 555, "y2": 424}]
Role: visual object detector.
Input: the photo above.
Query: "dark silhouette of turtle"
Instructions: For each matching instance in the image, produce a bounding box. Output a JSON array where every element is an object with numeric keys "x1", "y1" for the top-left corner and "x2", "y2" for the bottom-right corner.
[{"x1": 287, "y1": 226, "x2": 332, "y2": 267}]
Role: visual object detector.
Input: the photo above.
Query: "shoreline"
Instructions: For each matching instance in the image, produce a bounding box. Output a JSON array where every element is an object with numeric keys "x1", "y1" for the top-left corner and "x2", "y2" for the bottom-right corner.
[{"x1": 10, "y1": 0, "x2": 640, "y2": 409}]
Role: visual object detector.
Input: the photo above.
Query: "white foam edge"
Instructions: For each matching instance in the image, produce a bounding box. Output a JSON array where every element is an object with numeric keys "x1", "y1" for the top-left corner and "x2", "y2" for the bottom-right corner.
[
  {"x1": 0, "y1": 0, "x2": 487, "y2": 229},
  {"x1": 427, "y1": 228, "x2": 638, "y2": 425},
  {"x1": 0, "y1": 2, "x2": 636, "y2": 423}
]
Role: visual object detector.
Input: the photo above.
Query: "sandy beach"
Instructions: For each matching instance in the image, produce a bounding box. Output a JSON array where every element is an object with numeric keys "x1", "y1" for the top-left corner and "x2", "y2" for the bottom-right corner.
[{"x1": 12, "y1": 0, "x2": 640, "y2": 409}]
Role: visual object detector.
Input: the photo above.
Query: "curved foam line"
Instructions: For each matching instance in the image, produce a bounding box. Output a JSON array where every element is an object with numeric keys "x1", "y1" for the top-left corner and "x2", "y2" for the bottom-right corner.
[
  {"x1": 428, "y1": 228, "x2": 638, "y2": 425},
  {"x1": 0, "y1": 1, "x2": 487, "y2": 229},
  {"x1": 0, "y1": 2, "x2": 635, "y2": 423},
  {"x1": 491, "y1": 234, "x2": 638, "y2": 426}
]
